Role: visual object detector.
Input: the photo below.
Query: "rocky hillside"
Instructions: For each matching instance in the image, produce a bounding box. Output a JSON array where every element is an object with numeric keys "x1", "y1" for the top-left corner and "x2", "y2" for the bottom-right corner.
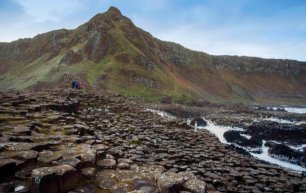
[{"x1": 0, "y1": 7, "x2": 306, "y2": 104}]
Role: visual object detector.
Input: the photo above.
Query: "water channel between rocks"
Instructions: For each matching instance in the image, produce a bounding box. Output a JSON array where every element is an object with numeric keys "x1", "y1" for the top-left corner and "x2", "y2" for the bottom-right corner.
[{"x1": 147, "y1": 109, "x2": 306, "y2": 172}]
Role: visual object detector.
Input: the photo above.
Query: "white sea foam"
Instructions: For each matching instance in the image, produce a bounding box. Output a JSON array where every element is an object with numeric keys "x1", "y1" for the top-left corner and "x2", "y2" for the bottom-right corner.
[
  {"x1": 147, "y1": 109, "x2": 306, "y2": 172},
  {"x1": 251, "y1": 141, "x2": 306, "y2": 172},
  {"x1": 262, "y1": 117, "x2": 295, "y2": 124},
  {"x1": 146, "y1": 109, "x2": 176, "y2": 120},
  {"x1": 270, "y1": 106, "x2": 306, "y2": 114},
  {"x1": 284, "y1": 107, "x2": 306, "y2": 114}
]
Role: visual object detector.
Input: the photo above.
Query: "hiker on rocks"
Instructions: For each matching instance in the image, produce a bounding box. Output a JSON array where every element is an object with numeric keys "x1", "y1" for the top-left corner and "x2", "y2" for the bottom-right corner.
[{"x1": 71, "y1": 80, "x2": 80, "y2": 89}]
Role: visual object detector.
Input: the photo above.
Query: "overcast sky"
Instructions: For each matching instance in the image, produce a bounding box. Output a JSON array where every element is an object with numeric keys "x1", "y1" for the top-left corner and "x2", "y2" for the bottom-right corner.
[{"x1": 1, "y1": 0, "x2": 306, "y2": 61}]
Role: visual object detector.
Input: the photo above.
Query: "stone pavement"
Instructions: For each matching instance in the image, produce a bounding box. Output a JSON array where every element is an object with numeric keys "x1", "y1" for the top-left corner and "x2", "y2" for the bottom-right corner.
[{"x1": 0, "y1": 89, "x2": 305, "y2": 193}]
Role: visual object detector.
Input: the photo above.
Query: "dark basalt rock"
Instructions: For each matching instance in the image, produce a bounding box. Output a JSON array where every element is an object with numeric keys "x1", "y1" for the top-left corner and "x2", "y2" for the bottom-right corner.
[
  {"x1": 245, "y1": 122, "x2": 306, "y2": 145},
  {"x1": 224, "y1": 131, "x2": 262, "y2": 152},
  {"x1": 190, "y1": 118, "x2": 207, "y2": 127},
  {"x1": 0, "y1": 181, "x2": 29, "y2": 193},
  {"x1": 0, "y1": 159, "x2": 17, "y2": 181},
  {"x1": 31, "y1": 165, "x2": 80, "y2": 193},
  {"x1": 47, "y1": 101, "x2": 80, "y2": 115},
  {"x1": 227, "y1": 144, "x2": 251, "y2": 156},
  {"x1": 268, "y1": 143, "x2": 306, "y2": 167},
  {"x1": 15, "y1": 166, "x2": 37, "y2": 180},
  {"x1": 223, "y1": 130, "x2": 241, "y2": 143}
]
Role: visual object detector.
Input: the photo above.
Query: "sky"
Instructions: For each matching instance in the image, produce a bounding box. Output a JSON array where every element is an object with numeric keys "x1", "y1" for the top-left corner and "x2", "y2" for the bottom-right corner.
[{"x1": 0, "y1": 0, "x2": 306, "y2": 61}]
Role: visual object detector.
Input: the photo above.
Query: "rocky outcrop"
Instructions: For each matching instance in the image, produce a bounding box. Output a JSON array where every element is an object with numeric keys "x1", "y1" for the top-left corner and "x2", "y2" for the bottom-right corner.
[
  {"x1": 223, "y1": 131, "x2": 262, "y2": 151},
  {"x1": 212, "y1": 55, "x2": 306, "y2": 74},
  {"x1": 245, "y1": 122, "x2": 306, "y2": 145}
]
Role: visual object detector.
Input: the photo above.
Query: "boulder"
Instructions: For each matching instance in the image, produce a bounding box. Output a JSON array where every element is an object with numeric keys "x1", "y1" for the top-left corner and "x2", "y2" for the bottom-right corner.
[
  {"x1": 268, "y1": 143, "x2": 306, "y2": 167},
  {"x1": 223, "y1": 131, "x2": 262, "y2": 150},
  {"x1": 31, "y1": 165, "x2": 80, "y2": 193},
  {"x1": 223, "y1": 130, "x2": 241, "y2": 143},
  {"x1": 190, "y1": 118, "x2": 207, "y2": 127}
]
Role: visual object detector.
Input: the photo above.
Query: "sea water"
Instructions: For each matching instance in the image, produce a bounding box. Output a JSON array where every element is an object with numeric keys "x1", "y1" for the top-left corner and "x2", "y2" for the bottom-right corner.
[{"x1": 148, "y1": 109, "x2": 306, "y2": 172}]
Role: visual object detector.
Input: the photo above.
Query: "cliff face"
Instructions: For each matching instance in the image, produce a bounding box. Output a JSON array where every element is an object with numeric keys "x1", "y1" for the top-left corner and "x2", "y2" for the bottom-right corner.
[
  {"x1": 0, "y1": 7, "x2": 305, "y2": 104},
  {"x1": 212, "y1": 56, "x2": 306, "y2": 74}
]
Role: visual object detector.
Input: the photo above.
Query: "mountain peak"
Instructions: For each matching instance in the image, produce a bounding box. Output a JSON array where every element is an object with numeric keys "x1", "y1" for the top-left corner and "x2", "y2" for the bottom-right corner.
[{"x1": 107, "y1": 6, "x2": 122, "y2": 16}]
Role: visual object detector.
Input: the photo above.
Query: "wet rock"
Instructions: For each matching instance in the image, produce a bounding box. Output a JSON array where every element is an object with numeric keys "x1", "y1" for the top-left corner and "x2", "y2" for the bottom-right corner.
[
  {"x1": 96, "y1": 170, "x2": 118, "y2": 189},
  {"x1": 190, "y1": 118, "x2": 207, "y2": 127},
  {"x1": 183, "y1": 179, "x2": 206, "y2": 193},
  {"x1": 268, "y1": 143, "x2": 306, "y2": 167},
  {"x1": 223, "y1": 130, "x2": 242, "y2": 143},
  {"x1": 97, "y1": 158, "x2": 116, "y2": 169},
  {"x1": 31, "y1": 165, "x2": 80, "y2": 193},
  {"x1": 157, "y1": 172, "x2": 184, "y2": 193},
  {"x1": 0, "y1": 181, "x2": 29, "y2": 193},
  {"x1": 246, "y1": 122, "x2": 306, "y2": 145},
  {"x1": 224, "y1": 131, "x2": 262, "y2": 150},
  {"x1": 227, "y1": 144, "x2": 251, "y2": 156},
  {"x1": 132, "y1": 178, "x2": 158, "y2": 193}
]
